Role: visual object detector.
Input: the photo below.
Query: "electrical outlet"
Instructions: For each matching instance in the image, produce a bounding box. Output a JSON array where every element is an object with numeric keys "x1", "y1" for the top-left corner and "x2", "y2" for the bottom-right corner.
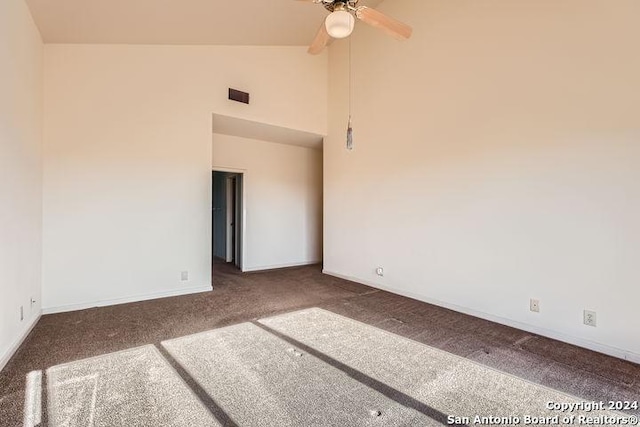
[
  {"x1": 584, "y1": 310, "x2": 597, "y2": 327},
  {"x1": 181, "y1": 271, "x2": 189, "y2": 281},
  {"x1": 530, "y1": 299, "x2": 540, "y2": 313},
  {"x1": 20, "y1": 306, "x2": 24, "y2": 321},
  {"x1": 30, "y1": 297, "x2": 36, "y2": 310},
  {"x1": 376, "y1": 267, "x2": 384, "y2": 277}
]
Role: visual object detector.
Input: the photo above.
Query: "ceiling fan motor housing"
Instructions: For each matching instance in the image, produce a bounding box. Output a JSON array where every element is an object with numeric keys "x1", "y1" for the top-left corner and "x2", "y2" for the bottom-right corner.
[{"x1": 323, "y1": 0, "x2": 358, "y2": 13}]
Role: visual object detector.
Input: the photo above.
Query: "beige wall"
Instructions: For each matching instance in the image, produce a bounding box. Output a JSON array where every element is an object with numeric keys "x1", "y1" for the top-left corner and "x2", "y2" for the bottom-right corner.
[
  {"x1": 324, "y1": 0, "x2": 640, "y2": 361},
  {"x1": 213, "y1": 134, "x2": 322, "y2": 271},
  {"x1": 0, "y1": 0, "x2": 43, "y2": 369},
  {"x1": 43, "y1": 45, "x2": 327, "y2": 312}
]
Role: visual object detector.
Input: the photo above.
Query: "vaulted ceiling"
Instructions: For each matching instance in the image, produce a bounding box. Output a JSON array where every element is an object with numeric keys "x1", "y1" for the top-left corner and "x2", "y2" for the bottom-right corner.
[{"x1": 26, "y1": 0, "x2": 383, "y2": 46}]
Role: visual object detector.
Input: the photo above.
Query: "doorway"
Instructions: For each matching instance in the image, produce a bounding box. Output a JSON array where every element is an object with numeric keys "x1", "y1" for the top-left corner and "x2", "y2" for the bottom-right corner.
[{"x1": 212, "y1": 171, "x2": 243, "y2": 271}]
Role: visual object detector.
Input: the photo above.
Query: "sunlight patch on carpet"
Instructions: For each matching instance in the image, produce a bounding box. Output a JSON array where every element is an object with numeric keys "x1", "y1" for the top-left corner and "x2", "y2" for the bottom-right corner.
[
  {"x1": 162, "y1": 322, "x2": 431, "y2": 426},
  {"x1": 23, "y1": 370, "x2": 42, "y2": 427},
  {"x1": 46, "y1": 345, "x2": 220, "y2": 427}
]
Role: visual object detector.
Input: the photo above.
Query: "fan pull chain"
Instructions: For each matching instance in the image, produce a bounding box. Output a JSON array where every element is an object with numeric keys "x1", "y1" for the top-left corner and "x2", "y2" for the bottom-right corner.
[{"x1": 346, "y1": 37, "x2": 353, "y2": 151}]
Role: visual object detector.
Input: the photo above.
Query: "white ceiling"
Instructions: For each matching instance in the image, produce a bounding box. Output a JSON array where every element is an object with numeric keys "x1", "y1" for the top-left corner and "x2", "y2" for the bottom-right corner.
[{"x1": 26, "y1": 0, "x2": 383, "y2": 46}]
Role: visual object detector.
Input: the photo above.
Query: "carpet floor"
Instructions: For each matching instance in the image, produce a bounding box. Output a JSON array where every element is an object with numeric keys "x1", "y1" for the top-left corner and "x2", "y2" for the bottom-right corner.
[
  {"x1": 46, "y1": 345, "x2": 219, "y2": 427},
  {"x1": 1, "y1": 261, "x2": 639, "y2": 426},
  {"x1": 163, "y1": 320, "x2": 427, "y2": 426}
]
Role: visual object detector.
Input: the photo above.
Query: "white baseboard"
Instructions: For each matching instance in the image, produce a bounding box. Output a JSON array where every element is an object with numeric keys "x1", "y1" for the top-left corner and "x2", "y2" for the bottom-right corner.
[
  {"x1": 0, "y1": 312, "x2": 42, "y2": 373},
  {"x1": 42, "y1": 284, "x2": 213, "y2": 315},
  {"x1": 323, "y1": 270, "x2": 640, "y2": 365},
  {"x1": 243, "y1": 261, "x2": 321, "y2": 273}
]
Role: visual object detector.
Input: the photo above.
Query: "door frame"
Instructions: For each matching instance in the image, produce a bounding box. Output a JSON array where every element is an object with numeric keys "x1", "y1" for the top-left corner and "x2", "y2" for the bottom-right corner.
[{"x1": 212, "y1": 167, "x2": 246, "y2": 272}]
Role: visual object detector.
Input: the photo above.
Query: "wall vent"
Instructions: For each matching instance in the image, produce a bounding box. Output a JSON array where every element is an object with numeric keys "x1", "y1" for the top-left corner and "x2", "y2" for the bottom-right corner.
[{"x1": 228, "y1": 88, "x2": 250, "y2": 104}]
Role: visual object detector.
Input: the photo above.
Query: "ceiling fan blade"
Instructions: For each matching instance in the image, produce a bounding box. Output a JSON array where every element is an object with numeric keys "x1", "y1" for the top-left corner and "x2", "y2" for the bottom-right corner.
[
  {"x1": 308, "y1": 22, "x2": 331, "y2": 55},
  {"x1": 355, "y1": 6, "x2": 413, "y2": 41}
]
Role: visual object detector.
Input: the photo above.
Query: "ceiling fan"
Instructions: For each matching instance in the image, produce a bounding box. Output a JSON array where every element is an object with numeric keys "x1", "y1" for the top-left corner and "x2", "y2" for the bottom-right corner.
[{"x1": 296, "y1": 0, "x2": 413, "y2": 54}]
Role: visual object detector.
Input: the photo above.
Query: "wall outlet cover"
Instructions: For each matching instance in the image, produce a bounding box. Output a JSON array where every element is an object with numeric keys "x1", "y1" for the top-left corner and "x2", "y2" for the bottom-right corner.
[
  {"x1": 583, "y1": 310, "x2": 597, "y2": 327},
  {"x1": 530, "y1": 299, "x2": 540, "y2": 313},
  {"x1": 181, "y1": 271, "x2": 189, "y2": 281}
]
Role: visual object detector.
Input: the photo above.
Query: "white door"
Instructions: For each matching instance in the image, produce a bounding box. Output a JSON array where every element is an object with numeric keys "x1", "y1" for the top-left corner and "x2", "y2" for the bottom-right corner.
[{"x1": 225, "y1": 176, "x2": 235, "y2": 262}]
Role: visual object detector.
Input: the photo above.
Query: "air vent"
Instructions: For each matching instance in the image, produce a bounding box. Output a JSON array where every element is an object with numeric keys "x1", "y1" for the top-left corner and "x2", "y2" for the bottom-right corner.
[{"x1": 228, "y1": 88, "x2": 250, "y2": 104}]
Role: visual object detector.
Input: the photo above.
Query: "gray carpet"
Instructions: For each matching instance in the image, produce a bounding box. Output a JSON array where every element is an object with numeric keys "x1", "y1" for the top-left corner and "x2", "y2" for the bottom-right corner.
[
  {"x1": 258, "y1": 308, "x2": 632, "y2": 424},
  {"x1": 158, "y1": 307, "x2": 634, "y2": 426},
  {"x1": 46, "y1": 345, "x2": 220, "y2": 426},
  {"x1": 14, "y1": 306, "x2": 639, "y2": 426},
  {"x1": 4, "y1": 262, "x2": 638, "y2": 426},
  {"x1": 162, "y1": 322, "x2": 430, "y2": 426}
]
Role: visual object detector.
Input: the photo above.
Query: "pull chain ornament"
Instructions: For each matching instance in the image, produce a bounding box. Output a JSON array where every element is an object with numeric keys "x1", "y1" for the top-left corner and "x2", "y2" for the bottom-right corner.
[{"x1": 347, "y1": 116, "x2": 353, "y2": 150}]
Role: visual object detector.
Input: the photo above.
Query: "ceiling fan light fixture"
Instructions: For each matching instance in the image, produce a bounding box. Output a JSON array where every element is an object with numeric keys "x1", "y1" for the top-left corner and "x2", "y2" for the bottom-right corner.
[{"x1": 325, "y1": 10, "x2": 355, "y2": 39}]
